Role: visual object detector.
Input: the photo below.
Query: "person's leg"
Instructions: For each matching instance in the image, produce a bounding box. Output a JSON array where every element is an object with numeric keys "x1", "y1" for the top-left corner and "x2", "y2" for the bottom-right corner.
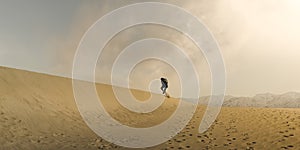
[
  {"x1": 161, "y1": 82, "x2": 166, "y2": 94},
  {"x1": 163, "y1": 87, "x2": 166, "y2": 94}
]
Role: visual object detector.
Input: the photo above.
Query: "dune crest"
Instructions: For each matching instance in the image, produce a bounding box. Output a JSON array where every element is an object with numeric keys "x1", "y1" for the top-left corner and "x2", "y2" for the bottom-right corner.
[{"x1": 0, "y1": 66, "x2": 300, "y2": 149}]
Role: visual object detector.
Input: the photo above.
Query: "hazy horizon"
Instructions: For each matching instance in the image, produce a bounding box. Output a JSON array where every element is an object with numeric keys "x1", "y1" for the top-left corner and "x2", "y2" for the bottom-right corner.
[
  {"x1": 2, "y1": 65, "x2": 300, "y2": 98},
  {"x1": 1, "y1": 0, "x2": 300, "y2": 96}
]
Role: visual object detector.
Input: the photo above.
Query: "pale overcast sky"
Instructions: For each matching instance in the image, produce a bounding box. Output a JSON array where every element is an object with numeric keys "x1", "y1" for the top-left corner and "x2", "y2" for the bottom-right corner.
[{"x1": 1, "y1": 0, "x2": 300, "y2": 96}]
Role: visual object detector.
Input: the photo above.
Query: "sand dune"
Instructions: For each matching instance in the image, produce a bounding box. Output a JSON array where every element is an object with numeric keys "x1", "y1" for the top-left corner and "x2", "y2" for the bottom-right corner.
[{"x1": 0, "y1": 66, "x2": 300, "y2": 149}]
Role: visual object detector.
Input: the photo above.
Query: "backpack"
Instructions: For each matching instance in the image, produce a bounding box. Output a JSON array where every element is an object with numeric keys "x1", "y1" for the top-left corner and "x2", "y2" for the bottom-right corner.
[{"x1": 161, "y1": 78, "x2": 168, "y2": 84}]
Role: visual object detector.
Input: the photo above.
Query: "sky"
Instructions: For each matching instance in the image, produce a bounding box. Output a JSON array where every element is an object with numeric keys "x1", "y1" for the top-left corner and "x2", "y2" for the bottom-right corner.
[{"x1": 0, "y1": 0, "x2": 300, "y2": 96}]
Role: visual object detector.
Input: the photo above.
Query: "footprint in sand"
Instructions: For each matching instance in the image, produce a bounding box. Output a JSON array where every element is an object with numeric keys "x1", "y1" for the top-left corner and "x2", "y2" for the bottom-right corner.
[
  {"x1": 185, "y1": 145, "x2": 191, "y2": 149},
  {"x1": 246, "y1": 146, "x2": 254, "y2": 150},
  {"x1": 281, "y1": 145, "x2": 294, "y2": 149}
]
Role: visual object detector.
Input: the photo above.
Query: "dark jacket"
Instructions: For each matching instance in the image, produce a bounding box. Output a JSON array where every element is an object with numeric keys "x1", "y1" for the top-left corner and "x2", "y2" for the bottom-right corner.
[{"x1": 161, "y1": 78, "x2": 168, "y2": 88}]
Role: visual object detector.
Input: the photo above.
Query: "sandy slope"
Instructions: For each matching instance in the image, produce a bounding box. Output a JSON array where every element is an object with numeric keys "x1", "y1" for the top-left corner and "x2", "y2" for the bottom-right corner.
[{"x1": 0, "y1": 66, "x2": 299, "y2": 150}]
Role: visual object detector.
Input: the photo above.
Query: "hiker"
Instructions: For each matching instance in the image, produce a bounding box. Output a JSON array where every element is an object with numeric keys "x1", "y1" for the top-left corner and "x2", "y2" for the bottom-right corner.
[{"x1": 160, "y1": 77, "x2": 168, "y2": 95}]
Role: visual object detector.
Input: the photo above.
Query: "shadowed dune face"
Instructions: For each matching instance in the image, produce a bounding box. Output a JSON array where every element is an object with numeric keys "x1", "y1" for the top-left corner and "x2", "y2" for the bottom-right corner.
[
  {"x1": 96, "y1": 84, "x2": 179, "y2": 128},
  {"x1": 0, "y1": 66, "x2": 300, "y2": 149},
  {"x1": 130, "y1": 89, "x2": 151, "y2": 101}
]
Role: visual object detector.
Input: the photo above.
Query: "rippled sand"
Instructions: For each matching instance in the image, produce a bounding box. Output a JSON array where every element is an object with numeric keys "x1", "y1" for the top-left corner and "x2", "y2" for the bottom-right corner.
[{"x1": 0, "y1": 67, "x2": 299, "y2": 149}]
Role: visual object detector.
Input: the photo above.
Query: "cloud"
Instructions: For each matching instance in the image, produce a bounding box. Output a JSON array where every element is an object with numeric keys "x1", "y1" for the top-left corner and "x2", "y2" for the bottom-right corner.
[{"x1": 2, "y1": 0, "x2": 300, "y2": 96}]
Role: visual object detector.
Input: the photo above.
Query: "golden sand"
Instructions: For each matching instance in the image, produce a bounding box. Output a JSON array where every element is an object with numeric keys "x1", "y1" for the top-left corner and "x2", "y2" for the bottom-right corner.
[{"x1": 0, "y1": 67, "x2": 299, "y2": 149}]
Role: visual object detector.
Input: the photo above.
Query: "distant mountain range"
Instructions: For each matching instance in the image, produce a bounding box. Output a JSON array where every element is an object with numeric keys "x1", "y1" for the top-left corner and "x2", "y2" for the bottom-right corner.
[{"x1": 199, "y1": 92, "x2": 300, "y2": 108}]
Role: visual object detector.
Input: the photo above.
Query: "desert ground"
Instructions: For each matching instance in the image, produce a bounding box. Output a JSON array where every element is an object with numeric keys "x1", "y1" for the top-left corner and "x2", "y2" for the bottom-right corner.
[{"x1": 0, "y1": 66, "x2": 299, "y2": 150}]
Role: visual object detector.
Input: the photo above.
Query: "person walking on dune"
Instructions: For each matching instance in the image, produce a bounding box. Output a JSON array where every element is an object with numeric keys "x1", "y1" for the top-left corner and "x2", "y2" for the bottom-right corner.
[{"x1": 160, "y1": 77, "x2": 170, "y2": 98}]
